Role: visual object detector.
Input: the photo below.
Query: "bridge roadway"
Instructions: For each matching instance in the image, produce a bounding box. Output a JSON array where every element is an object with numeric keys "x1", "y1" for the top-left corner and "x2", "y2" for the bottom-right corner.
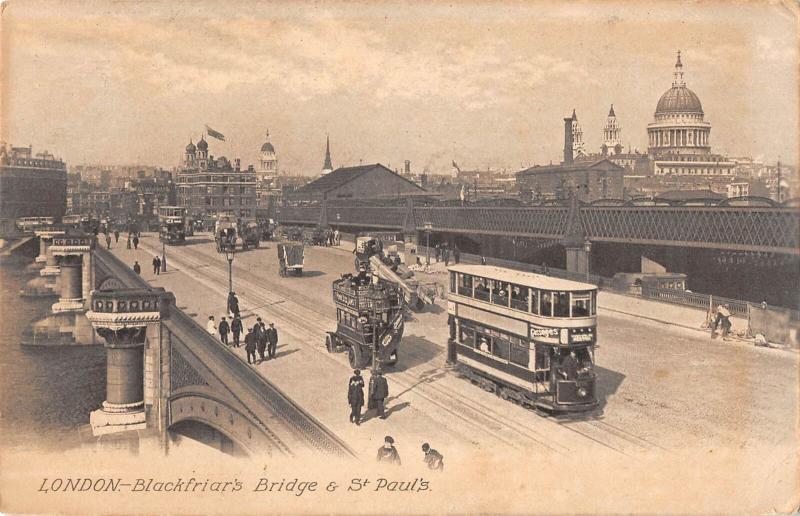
[{"x1": 108, "y1": 234, "x2": 798, "y2": 462}]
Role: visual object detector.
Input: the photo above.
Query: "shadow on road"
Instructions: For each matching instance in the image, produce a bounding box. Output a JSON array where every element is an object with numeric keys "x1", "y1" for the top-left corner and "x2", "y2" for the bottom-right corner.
[
  {"x1": 594, "y1": 365, "x2": 626, "y2": 411},
  {"x1": 389, "y1": 336, "x2": 443, "y2": 372},
  {"x1": 274, "y1": 348, "x2": 300, "y2": 360}
]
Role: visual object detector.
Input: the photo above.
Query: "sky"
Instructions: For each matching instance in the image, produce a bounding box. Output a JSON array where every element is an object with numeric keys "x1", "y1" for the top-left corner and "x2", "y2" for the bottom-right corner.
[{"x1": 2, "y1": 0, "x2": 798, "y2": 175}]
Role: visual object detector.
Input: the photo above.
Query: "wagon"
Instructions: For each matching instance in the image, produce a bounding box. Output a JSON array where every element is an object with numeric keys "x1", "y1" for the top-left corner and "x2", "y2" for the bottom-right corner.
[{"x1": 277, "y1": 242, "x2": 304, "y2": 276}]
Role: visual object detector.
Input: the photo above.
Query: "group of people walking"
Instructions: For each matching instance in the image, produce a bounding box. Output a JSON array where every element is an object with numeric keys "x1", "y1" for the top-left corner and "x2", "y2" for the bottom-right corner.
[
  {"x1": 434, "y1": 243, "x2": 460, "y2": 266},
  {"x1": 206, "y1": 314, "x2": 280, "y2": 364},
  {"x1": 347, "y1": 368, "x2": 389, "y2": 425},
  {"x1": 375, "y1": 435, "x2": 444, "y2": 470}
]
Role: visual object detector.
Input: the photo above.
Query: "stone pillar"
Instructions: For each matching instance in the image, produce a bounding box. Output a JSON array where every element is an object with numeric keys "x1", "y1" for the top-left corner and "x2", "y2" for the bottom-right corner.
[
  {"x1": 52, "y1": 254, "x2": 84, "y2": 312},
  {"x1": 50, "y1": 233, "x2": 95, "y2": 313},
  {"x1": 86, "y1": 288, "x2": 170, "y2": 437},
  {"x1": 36, "y1": 236, "x2": 48, "y2": 263},
  {"x1": 565, "y1": 245, "x2": 589, "y2": 276}
]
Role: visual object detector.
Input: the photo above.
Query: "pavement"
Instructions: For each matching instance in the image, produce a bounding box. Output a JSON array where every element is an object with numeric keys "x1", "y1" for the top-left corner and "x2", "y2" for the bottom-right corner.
[{"x1": 107, "y1": 233, "x2": 798, "y2": 462}]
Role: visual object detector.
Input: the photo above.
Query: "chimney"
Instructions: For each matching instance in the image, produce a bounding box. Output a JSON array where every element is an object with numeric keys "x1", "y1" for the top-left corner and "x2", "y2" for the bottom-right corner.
[
  {"x1": 235, "y1": 158, "x2": 241, "y2": 171},
  {"x1": 563, "y1": 117, "x2": 574, "y2": 165},
  {"x1": 404, "y1": 160, "x2": 411, "y2": 175}
]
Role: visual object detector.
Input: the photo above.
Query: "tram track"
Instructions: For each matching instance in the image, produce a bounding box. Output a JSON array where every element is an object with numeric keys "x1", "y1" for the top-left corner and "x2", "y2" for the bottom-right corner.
[
  {"x1": 145, "y1": 237, "x2": 665, "y2": 455},
  {"x1": 152, "y1": 240, "x2": 563, "y2": 453}
]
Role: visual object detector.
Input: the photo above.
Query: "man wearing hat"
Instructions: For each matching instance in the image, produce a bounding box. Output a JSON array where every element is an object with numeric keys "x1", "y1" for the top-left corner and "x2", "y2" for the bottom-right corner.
[
  {"x1": 266, "y1": 322, "x2": 279, "y2": 359},
  {"x1": 376, "y1": 436, "x2": 401, "y2": 465},
  {"x1": 368, "y1": 370, "x2": 389, "y2": 420},
  {"x1": 421, "y1": 443, "x2": 444, "y2": 471},
  {"x1": 347, "y1": 369, "x2": 365, "y2": 425},
  {"x1": 255, "y1": 317, "x2": 267, "y2": 362},
  {"x1": 244, "y1": 326, "x2": 257, "y2": 364}
]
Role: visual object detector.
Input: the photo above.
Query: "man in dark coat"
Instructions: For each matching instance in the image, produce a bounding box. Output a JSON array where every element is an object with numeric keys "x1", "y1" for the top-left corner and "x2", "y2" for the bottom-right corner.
[
  {"x1": 231, "y1": 315, "x2": 243, "y2": 348},
  {"x1": 376, "y1": 436, "x2": 401, "y2": 465},
  {"x1": 227, "y1": 291, "x2": 240, "y2": 318},
  {"x1": 255, "y1": 317, "x2": 267, "y2": 362},
  {"x1": 421, "y1": 443, "x2": 444, "y2": 471},
  {"x1": 267, "y1": 322, "x2": 278, "y2": 359},
  {"x1": 347, "y1": 369, "x2": 365, "y2": 425},
  {"x1": 218, "y1": 316, "x2": 230, "y2": 346},
  {"x1": 126, "y1": 234, "x2": 132, "y2": 249},
  {"x1": 368, "y1": 370, "x2": 389, "y2": 420},
  {"x1": 114, "y1": 229, "x2": 120, "y2": 243},
  {"x1": 244, "y1": 327, "x2": 257, "y2": 364},
  {"x1": 453, "y1": 247, "x2": 460, "y2": 264},
  {"x1": 152, "y1": 255, "x2": 161, "y2": 275},
  {"x1": 132, "y1": 261, "x2": 141, "y2": 275},
  {"x1": 133, "y1": 235, "x2": 139, "y2": 250}
]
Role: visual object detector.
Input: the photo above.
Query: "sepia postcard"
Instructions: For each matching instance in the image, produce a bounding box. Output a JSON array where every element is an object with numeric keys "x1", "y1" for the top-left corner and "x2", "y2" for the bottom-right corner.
[{"x1": 1, "y1": 0, "x2": 798, "y2": 513}]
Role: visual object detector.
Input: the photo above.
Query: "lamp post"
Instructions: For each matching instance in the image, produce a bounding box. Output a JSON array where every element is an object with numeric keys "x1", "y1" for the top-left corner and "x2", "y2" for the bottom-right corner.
[
  {"x1": 583, "y1": 239, "x2": 592, "y2": 282},
  {"x1": 423, "y1": 221, "x2": 432, "y2": 266},
  {"x1": 369, "y1": 284, "x2": 383, "y2": 373},
  {"x1": 225, "y1": 247, "x2": 235, "y2": 294},
  {"x1": 161, "y1": 240, "x2": 167, "y2": 272}
]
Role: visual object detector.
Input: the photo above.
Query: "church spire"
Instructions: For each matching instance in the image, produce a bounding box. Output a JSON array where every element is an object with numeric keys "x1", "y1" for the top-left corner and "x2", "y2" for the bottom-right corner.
[
  {"x1": 672, "y1": 50, "x2": 685, "y2": 87},
  {"x1": 322, "y1": 135, "x2": 333, "y2": 174},
  {"x1": 608, "y1": 104, "x2": 615, "y2": 117}
]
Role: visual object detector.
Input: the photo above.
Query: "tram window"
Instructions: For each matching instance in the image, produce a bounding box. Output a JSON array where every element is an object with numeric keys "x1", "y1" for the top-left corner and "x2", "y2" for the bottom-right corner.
[
  {"x1": 510, "y1": 284, "x2": 529, "y2": 311},
  {"x1": 591, "y1": 291, "x2": 597, "y2": 315},
  {"x1": 540, "y1": 291, "x2": 553, "y2": 317},
  {"x1": 450, "y1": 272, "x2": 456, "y2": 294},
  {"x1": 553, "y1": 291, "x2": 570, "y2": 317},
  {"x1": 458, "y1": 274, "x2": 473, "y2": 297},
  {"x1": 492, "y1": 281, "x2": 510, "y2": 307},
  {"x1": 510, "y1": 341, "x2": 529, "y2": 367},
  {"x1": 530, "y1": 289, "x2": 540, "y2": 315},
  {"x1": 571, "y1": 293, "x2": 591, "y2": 317},
  {"x1": 534, "y1": 344, "x2": 551, "y2": 371},
  {"x1": 459, "y1": 327, "x2": 475, "y2": 348},
  {"x1": 493, "y1": 338, "x2": 510, "y2": 361},
  {"x1": 474, "y1": 278, "x2": 490, "y2": 302}
]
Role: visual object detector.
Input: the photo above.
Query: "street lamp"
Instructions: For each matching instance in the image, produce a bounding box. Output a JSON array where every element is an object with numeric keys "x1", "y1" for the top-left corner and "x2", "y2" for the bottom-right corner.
[
  {"x1": 161, "y1": 240, "x2": 167, "y2": 272},
  {"x1": 225, "y1": 247, "x2": 235, "y2": 294},
  {"x1": 423, "y1": 221, "x2": 433, "y2": 266},
  {"x1": 368, "y1": 283, "x2": 384, "y2": 373},
  {"x1": 583, "y1": 239, "x2": 592, "y2": 282}
]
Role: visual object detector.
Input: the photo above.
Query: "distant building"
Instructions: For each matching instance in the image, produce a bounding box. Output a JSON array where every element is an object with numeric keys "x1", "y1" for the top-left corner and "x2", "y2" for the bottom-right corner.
[
  {"x1": 0, "y1": 143, "x2": 67, "y2": 231},
  {"x1": 259, "y1": 130, "x2": 278, "y2": 179},
  {"x1": 517, "y1": 159, "x2": 625, "y2": 203},
  {"x1": 285, "y1": 163, "x2": 428, "y2": 203},
  {"x1": 647, "y1": 52, "x2": 735, "y2": 177},
  {"x1": 175, "y1": 136, "x2": 257, "y2": 221}
]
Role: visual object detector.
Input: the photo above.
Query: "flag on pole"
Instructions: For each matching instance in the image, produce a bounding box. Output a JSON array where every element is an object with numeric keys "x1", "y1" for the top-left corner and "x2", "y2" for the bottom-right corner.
[{"x1": 205, "y1": 125, "x2": 226, "y2": 141}]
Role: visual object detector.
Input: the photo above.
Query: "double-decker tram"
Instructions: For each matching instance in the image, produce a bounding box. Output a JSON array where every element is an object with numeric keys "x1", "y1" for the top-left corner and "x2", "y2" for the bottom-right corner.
[
  {"x1": 446, "y1": 264, "x2": 598, "y2": 414},
  {"x1": 158, "y1": 206, "x2": 187, "y2": 244}
]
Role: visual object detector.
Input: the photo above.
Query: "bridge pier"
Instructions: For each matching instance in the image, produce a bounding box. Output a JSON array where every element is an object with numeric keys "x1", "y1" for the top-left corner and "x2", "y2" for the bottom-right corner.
[
  {"x1": 565, "y1": 241, "x2": 591, "y2": 278},
  {"x1": 86, "y1": 288, "x2": 171, "y2": 437},
  {"x1": 50, "y1": 234, "x2": 94, "y2": 313}
]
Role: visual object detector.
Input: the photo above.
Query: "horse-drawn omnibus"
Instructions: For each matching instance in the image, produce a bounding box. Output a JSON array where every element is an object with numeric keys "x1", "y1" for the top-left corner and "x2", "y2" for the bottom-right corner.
[{"x1": 447, "y1": 264, "x2": 598, "y2": 414}]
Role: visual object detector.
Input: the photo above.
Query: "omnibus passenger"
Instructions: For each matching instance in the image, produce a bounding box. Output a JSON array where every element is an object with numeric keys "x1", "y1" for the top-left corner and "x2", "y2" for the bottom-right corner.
[{"x1": 559, "y1": 350, "x2": 579, "y2": 381}]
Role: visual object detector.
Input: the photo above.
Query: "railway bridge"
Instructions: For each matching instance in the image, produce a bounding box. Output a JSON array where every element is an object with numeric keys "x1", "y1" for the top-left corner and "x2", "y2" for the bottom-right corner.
[{"x1": 277, "y1": 199, "x2": 800, "y2": 306}]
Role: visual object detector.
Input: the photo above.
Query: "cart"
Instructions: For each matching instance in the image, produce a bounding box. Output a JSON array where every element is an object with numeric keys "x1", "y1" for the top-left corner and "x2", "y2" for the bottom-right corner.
[{"x1": 278, "y1": 242, "x2": 304, "y2": 276}]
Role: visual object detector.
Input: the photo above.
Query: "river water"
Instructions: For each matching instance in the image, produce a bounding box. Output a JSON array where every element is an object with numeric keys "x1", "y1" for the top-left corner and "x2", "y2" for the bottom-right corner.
[{"x1": 0, "y1": 261, "x2": 106, "y2": 451}]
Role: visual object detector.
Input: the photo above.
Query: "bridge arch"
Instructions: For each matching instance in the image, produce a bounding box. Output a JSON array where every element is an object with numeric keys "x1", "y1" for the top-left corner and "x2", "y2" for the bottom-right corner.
[{"x1": 168, "y1": 390, "x2": 290, "y2": 457}]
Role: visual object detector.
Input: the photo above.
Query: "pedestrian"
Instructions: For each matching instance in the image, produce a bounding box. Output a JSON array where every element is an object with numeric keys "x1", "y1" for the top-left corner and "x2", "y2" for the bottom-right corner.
[
  {"x1": 114, "y1": 229, "x2": 120, "y2": 243},
  {"x1": 133, "y1": 235, "x2": 139, "y2": 250},
  {"x1": 421, "y1": 443, "x2": 444, "y2": 471},
  {"x1": 255, "y1": 317, "x2": 267, "y2": 362},
  {"x1": 126, "y1": 234, "x2": 132, "y2": 249},
  {"x1": 218, "y1": 316, "x2": 230, "y2": 346},
  {"x1": 334, "y1": 229, "x2": 340, "y2": 246},
  {"x1": 132, "y1": 261, "x2": 141, "y2": 275},
  {"x1": 480, "y1": 255, "x2": 487, "y2": 265},
  {"x1": 231, "y1": 314, "x2": 243, "y2": 348},
  {"x1": 368, "y1": 370, "x2": 389, "y2": 420},
  {"x1": 376, "y1": 436, "x2": 401, "y2": 465},
  {"x1": 244, "y1": 327, "x2": 257, "y2": 364},
  {"x1": 443, "y1": 247, "x2": 450, "y2": 266},
  {"x1": 152, "y1": 255, "x2": 161, "y2": 275},
  {"x1": 712, "y1": 303, "x2": 732, "y2": 339},
  {"x1": 227, "y1": 291, "x2": 240, "y2": 318},
  {"x1": 267, "y1": 322, "x2": 278, "y2": 359},
  {"x1": 434, "y1": 244, "x2": 441, "y2": 262},
  {"x1": 348, "y1": 369, "x2": 365, "y2": 425},
  {"x1": 206, "y1": 315, "x2": 216, "y2": 336},
  {"x1": 453, "y1": 246, "x2": 460, "y2": 264},
  {"x1": 105, "y1": 234, "x2": 112, "y2": 250}
]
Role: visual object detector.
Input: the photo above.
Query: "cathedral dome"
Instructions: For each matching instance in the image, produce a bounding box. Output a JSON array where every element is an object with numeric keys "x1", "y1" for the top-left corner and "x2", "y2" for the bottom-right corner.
[
  {"x1": 261, "y1": 142, "x2": 275, "y2": 153},
  {"x1": 655, "y1": 86, "x2": 703, "y2": 116}
]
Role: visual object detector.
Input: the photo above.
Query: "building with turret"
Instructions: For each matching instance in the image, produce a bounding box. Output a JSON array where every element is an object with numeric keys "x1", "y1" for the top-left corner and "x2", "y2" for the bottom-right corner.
[
  {"x1": 259, "y1": 130, "x2": 278, "y2": 179},
  {"x1": 175, "y1": 136, "x2": 257, "y2": 222}
]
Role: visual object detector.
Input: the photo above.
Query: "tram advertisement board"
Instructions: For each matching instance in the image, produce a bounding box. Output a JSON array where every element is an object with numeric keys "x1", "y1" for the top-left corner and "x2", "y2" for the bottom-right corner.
[{"x1": 529, "y1": 323, "x2": 559, "y2": 344}]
